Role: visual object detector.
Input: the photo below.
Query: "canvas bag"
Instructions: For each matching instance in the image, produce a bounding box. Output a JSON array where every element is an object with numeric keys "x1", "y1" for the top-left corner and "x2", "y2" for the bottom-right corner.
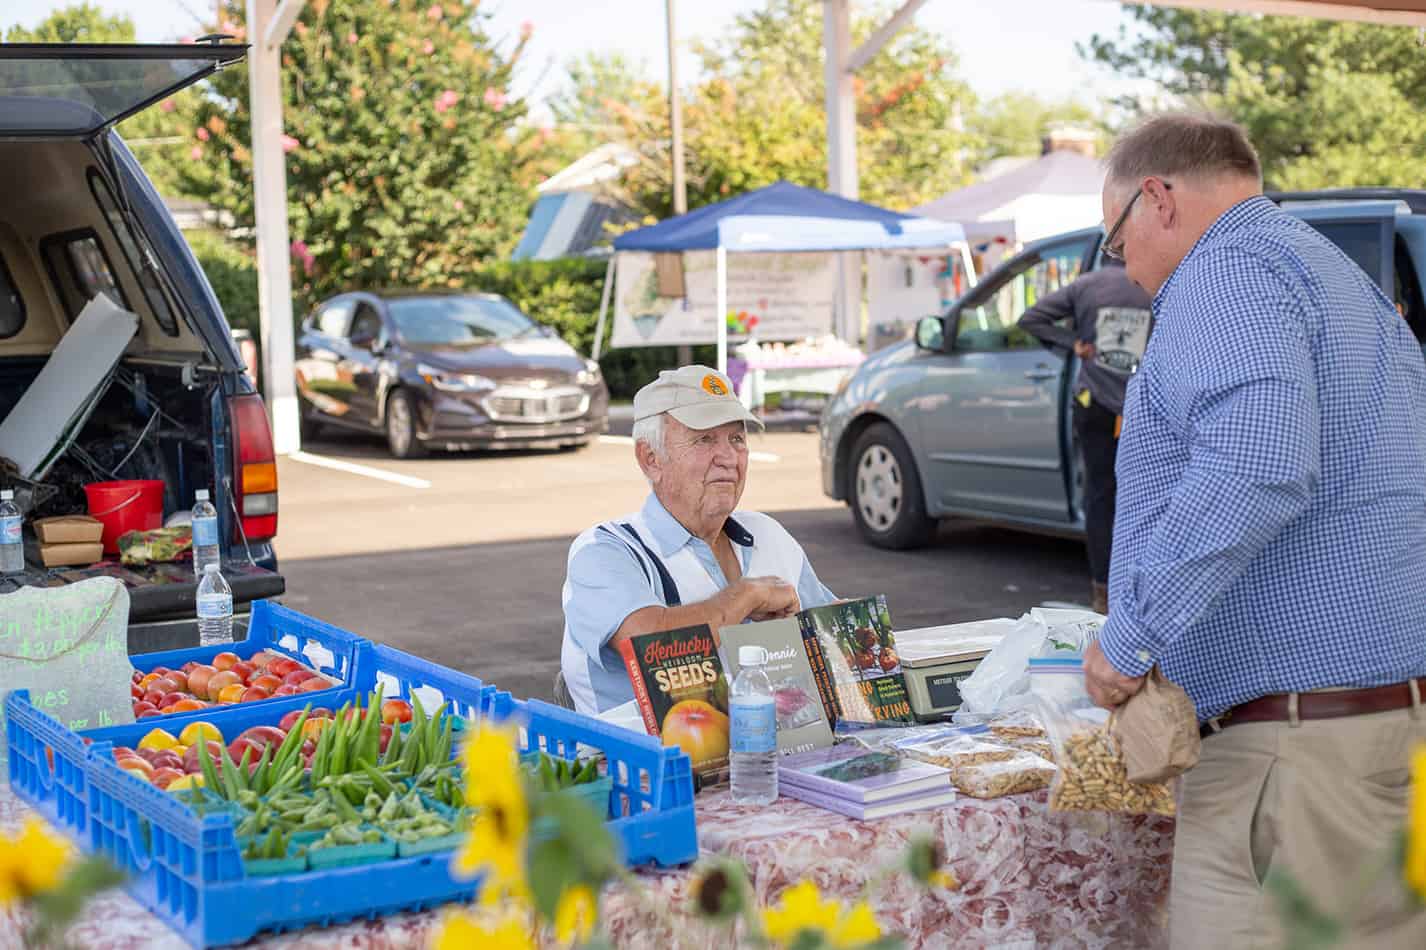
[{"x1": 1110, "y1": 666, "x2": 1200, "y2": 783}]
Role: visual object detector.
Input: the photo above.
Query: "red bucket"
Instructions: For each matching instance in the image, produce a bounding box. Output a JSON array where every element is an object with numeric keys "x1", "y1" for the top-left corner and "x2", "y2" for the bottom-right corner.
[{"x1": 85, "y1": 480, "x2": 165, "y2": 555}]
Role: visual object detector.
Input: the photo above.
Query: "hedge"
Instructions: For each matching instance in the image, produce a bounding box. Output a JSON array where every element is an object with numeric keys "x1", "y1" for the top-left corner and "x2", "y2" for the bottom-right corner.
[{"x1": 188, "y1": 236, "x2": 705, "y2": 400}]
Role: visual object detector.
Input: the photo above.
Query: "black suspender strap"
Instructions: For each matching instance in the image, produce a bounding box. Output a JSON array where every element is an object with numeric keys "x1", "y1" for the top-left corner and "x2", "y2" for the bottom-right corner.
[{"x1": 618, "y1": 522, "x2": 682, "y2": 607}]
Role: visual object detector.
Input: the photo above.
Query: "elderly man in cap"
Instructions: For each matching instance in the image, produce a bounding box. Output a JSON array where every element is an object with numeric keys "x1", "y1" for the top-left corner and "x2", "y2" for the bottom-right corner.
[{"x1": 559, "y1": 365, "x2": 837, "y2": 715}]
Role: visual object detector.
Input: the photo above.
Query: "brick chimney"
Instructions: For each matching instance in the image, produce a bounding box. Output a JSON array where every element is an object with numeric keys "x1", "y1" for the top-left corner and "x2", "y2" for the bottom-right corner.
[{"x1": 1041, "y1": 124, "x2": 1098, "y2": 157}]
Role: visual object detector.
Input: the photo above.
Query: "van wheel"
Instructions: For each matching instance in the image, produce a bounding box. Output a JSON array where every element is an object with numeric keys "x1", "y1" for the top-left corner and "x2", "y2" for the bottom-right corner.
[
  {"x1": 385, "y1": 390, "x2": 426, "y2": 459},
  {"x1": 849, "y1": 423, "x2": 936, "y2": 549}
]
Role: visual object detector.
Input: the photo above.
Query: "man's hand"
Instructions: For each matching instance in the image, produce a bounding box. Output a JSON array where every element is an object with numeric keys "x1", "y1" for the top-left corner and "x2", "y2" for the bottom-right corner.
[
  {"x1": 1073, "y1": 340, "x2": 1096, "y2": 361},
  {"x1": 1083, "y1": 639, "x2": 1146, "y2": 709},
  {"x1": 733, "y1": 576, "x2": 800, "y2": 622}
]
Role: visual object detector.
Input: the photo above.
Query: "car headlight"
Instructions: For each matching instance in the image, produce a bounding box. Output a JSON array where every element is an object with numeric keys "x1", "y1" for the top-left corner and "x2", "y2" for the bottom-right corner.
[
  {"x1": 417, "y1": 363, "x2": 495, "y2": 393},
  {"x1": 575, "y1": 359, "x2": 602, "y2": 386}
]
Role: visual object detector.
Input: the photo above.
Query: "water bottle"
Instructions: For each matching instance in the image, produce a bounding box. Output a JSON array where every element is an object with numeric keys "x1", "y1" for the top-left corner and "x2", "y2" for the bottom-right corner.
[
  {"x1": 729, "y1": 645, "x2": 779, "y2": 805},
  {"x1": 191, "y1": 489, "x2": 220, "y2": 578},
  {"x1": 196, "y1": 563, "x2": 233, "y2": 647},
  {"x1": 0, "y1": 490, "x2": 22, "y2": 575}
]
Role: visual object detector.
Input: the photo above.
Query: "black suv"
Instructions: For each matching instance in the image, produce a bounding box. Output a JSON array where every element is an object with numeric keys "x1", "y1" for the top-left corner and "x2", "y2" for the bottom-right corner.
[{"x1": 0, "y1": 43, "x2": 284, "y2": 649}]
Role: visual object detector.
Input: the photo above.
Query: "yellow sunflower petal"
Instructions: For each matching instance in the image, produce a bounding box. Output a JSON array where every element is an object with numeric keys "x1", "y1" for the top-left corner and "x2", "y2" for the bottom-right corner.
[
  {"x1": 430, "y1": 909, "x2": 535, "y2": 950},
  {"x1": 554, "y1": 884, "x2": 598, "y2": 944},
  {"x1": 831, "y1": 901, "x2": 883, "y2": 947},
  {"x1": 13, "y1": 818, "x2": 72, "y2": 896},
  {"x1": 762, "y1": 880, "x2": 840, "y2": 943}
]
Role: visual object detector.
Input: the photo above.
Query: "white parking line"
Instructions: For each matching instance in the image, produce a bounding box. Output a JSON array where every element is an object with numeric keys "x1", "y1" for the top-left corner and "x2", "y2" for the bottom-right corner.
[
  {"x1": 288, "y1": 451, "x2": 432, "y2": 489},
  {"x1": 598, "y1": 434, "x2": 780, "y2": 463}
]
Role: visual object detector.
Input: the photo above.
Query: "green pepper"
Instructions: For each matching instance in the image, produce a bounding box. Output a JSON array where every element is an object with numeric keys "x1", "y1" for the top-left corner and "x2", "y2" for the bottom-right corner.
[{"x1": 574, "y1": 758, "x2": 600, "y2": 785}]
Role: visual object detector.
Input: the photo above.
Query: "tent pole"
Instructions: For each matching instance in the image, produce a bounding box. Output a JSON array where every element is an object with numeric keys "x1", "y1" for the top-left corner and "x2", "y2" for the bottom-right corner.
[
  {"x1": 716, "y1": 246, "x2": 729, "y2": 374},
  {"x1": 592, "y1": 255, "x2": 615, "y2": 359}
]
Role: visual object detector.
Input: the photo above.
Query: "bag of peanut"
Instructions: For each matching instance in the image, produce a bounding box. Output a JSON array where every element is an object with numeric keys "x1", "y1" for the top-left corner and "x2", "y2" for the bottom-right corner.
[{"x1": 1028, "y1": 657, "x2": 1176, "y2": 816}]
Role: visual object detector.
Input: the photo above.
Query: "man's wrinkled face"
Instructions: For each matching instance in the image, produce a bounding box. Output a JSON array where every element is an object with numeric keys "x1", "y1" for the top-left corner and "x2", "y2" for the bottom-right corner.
[{"x1": 649, "y1": 418, "x2": 748, "y2": 527}]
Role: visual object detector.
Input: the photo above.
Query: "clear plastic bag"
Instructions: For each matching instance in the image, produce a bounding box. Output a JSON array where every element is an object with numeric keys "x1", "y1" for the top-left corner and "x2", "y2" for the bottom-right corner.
[
  {"x1": 1029, "y1": 658, "x2": 1176, "y2": 816},
  {"x1": 986, "y1": 709, "x2": 1047, "y2": 740},
  {"x1": 956, "y1": 609, "x2": 1105, "y2": 717},
  {"x1": 949, "y1": 749, "x2": 1056, "y2": 800}
]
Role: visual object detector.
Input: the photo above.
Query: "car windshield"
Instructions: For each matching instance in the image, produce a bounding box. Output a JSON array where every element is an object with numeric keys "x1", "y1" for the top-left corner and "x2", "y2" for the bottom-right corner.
[{"x1": 388, "y1": 296, "x2": 537, "y2": 346}]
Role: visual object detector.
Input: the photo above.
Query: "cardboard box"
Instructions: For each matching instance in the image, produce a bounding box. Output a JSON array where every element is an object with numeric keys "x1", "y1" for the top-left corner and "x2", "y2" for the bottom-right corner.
[
  {"x1": 39, "y1": 542, "x2": 103, "y2": 568},
  {"x1": 34, "y1": 515, "x2": 104, "y2": 545}
]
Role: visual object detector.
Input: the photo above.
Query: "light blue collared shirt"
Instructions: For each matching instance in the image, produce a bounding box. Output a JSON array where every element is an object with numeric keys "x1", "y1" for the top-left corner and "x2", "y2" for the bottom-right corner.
[{"x1": 560, "y1": 494, "x2": 836, "y2": 714}]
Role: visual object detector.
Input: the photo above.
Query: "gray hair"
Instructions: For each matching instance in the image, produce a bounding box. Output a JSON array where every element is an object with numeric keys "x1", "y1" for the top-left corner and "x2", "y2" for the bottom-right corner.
[
  {"x1": 632, "y1": 413, "x2": 667, "y2": 459},
  {"x1": 1105, "y1": 113, "x2": 1261, "y2": 195}
]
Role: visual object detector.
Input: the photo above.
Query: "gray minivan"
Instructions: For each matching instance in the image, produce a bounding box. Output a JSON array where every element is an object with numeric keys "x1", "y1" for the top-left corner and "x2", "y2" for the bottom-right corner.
[
  {"x1": 820, "y1": 190, "x2": 1426, "y2": 549},
  {"x1": 0, "y1": 42, "x2": 284, "y2": 648}
]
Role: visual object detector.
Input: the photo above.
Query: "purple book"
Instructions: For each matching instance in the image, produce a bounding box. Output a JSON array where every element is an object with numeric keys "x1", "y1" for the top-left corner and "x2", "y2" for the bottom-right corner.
[
  {"x1": 780, "y1": 782, "x2": 958, "y2": 821},
  {"x1": 777, "y1": 745, "x2": 950, "y2": 804}
]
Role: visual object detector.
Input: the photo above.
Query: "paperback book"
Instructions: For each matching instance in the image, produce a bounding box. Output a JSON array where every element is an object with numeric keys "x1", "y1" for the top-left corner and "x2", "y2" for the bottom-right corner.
[
  {"x1": 777, "y1": 744, "x2": 951, "y2": 804},
  {"x1": 719, "y1": 617, "x2": 833, "y2": 755},
  {"x1": 798, "y1": 595, "x2": 916, "y2": 727},
  {"x1": 617, "y1": 624, "x2": 730, "y2": 783}
]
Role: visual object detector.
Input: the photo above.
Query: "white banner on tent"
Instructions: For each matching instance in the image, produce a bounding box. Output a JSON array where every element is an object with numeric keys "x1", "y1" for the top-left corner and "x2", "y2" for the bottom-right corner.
[{"x1": 610, "y1": 251, "x2": 836, "y2": 348}]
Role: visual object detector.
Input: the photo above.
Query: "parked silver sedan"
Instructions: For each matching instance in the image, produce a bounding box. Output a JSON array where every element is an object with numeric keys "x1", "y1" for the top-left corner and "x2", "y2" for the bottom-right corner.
[{"x1": 821, "y1": 191, "x2": 1426, "y2": 548}]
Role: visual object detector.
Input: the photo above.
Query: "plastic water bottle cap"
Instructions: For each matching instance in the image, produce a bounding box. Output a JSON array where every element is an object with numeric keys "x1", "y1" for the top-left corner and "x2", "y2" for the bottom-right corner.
[
  {"x1": 738, "y1": 645, "x2": 768, "y2": 667},
  {"x1": 195, "y1": 490, "x2": 209, "y2": 501},
  {"x1": 203, "y1": 563, "x2": 220, "y2": 574}
]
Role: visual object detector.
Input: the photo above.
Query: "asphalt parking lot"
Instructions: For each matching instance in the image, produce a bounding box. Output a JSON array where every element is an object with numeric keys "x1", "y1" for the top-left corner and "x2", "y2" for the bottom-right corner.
[{"x1": 276, "y1": 421, "x2": 1091, "y2": 701}]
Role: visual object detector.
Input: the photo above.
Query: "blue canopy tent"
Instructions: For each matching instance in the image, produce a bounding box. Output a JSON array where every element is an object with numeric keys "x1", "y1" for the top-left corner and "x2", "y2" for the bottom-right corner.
[{"x1": 593, "y1": 181, "x2": 972, "y2": 372}]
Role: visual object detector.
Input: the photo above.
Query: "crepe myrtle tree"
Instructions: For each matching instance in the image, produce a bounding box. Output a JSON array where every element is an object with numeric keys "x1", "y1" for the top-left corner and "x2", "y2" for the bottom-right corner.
[{"x1": 173, "y1": 0, "x2": 537, "y2": 310}]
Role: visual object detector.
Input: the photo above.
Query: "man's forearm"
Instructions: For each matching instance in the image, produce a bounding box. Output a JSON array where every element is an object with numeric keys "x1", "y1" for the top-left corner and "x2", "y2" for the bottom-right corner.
[{"x1": 609, "y1": 586, "x2": 753, "y2": 649}]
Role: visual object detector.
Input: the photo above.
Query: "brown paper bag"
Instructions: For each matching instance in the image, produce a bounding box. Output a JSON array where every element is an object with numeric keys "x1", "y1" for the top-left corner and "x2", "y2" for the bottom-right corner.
[{"x1": 1111, "y1": 666, "x2": 1200, "y2": 784}]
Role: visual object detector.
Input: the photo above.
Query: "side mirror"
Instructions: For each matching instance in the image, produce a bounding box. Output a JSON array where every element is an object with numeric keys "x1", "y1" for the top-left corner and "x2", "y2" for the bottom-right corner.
[{"x1": 914, "y1": 315, "x2": 946, "y2": 352}]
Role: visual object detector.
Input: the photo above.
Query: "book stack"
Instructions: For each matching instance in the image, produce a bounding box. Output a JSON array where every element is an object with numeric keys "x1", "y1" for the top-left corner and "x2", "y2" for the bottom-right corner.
[{"x1": 776, "y1": 744, "x2": 956, "y2": 821}]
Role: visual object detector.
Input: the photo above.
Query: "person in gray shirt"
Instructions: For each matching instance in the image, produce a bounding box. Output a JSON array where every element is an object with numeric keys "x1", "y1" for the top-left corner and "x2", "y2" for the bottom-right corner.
[{"x1": 1017, "y1": 259, "x2": 1152, "y2": 613}]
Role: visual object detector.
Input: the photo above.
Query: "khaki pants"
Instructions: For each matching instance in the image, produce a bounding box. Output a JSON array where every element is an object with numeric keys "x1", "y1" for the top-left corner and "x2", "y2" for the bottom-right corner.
[{"x1": 1170, "y1": 705, "x2": 1426, "y2": 949}]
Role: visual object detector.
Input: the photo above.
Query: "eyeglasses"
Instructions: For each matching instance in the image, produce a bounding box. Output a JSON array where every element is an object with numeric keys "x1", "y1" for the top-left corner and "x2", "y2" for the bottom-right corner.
[{"x1": 1101, "y1": 181, "x2": 1171, "y2": 262}]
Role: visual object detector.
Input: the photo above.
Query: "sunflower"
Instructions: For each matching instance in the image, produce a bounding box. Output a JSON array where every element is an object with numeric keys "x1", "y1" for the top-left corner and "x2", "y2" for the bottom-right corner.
[
  {"x1": 553, "y1": 883, "x2": 597, "y2": 944},
  {"x1": 761, "y1": 880, "x2": 884, "y2": 948},
  {"x1": 1405, "y1": 745, "x2": 1426, "y2": 902},
  {"x1": 453, "y1": 725, "x2": 531, "y2": 902},
  {"x1": 429, "y1": 908, "x2": 534, "y2": 950},
  {"x1": 0, "y1": 818, "x2": 73, "y2": 905}
]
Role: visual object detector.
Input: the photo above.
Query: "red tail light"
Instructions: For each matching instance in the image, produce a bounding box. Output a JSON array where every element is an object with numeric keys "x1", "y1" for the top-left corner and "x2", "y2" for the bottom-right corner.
[{"x1": 229, "y1": 393, "x2": 278, "y2": 542}]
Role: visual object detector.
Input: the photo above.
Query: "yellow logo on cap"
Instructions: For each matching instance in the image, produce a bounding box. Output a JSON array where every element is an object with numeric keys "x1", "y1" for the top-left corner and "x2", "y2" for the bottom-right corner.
[{"x1": 701, "y1": 374, "x2": 729, "y2": 397}]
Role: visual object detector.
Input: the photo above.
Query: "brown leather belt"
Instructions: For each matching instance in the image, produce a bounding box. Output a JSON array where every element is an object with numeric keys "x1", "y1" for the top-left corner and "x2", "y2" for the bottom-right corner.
[{"x1": 1200, "y1": 678, "x2": 1426, "y2": 739}]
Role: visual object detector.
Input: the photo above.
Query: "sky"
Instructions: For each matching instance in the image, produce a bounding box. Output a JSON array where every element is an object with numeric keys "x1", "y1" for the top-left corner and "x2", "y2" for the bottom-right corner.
[{"x1": 5, "y1": 0, "x2": 1142, "y2": 115}]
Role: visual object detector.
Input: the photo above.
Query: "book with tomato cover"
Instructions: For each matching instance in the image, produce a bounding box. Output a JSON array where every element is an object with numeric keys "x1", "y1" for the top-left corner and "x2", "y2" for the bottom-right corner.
[
  {"x1": 798, "y1": 595, "x2": 916, "y2": 727},
  {"x1": 777, "y1": 744, "x2": 951, "y2": 804},
  {"x1": 617, "y1": 624, "x2": 730, "y2": 784},
  {"x1": 719, "y1": 617, "x2": 834, "y2": 756}
]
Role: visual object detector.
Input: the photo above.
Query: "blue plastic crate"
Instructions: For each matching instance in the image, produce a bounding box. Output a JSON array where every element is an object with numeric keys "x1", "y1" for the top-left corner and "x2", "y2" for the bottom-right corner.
[
  {"x1": 7, "y1": 614, "x2": 699, "y2": 946},
  {"x1": 6, "y1": 688, "x2": 96, "y2": 839},
  {"x1": 127, "y1": 600, "x2": 368, "y2": 730}
]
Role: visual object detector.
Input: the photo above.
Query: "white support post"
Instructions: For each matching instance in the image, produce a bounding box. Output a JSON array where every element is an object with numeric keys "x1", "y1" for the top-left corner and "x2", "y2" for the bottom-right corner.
[
  {"x1": 248, "y1": 0, "x2": 302, "y2": 455},
  {"x1": 846, "y1": 0, "x2": 931, "y2": 74},
  {"x1": 592, "y1": 255, "x2": 615, "y2": 359},
  {"x1": 823, "y1": 0, "x2": 861, "y2": 348},
  {"x1": 715, "y1": 246, "x2": 729, "y2": 374},
  {"x1": 262, "y1": 0, "x2": 306, "y2": 51}
]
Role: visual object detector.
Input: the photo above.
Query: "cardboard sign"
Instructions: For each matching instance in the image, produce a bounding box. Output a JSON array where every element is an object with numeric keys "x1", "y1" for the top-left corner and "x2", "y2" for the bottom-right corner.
[
  {"x1": 610, "y1": 250, "x2": 837, "y2": 348},
  {"x1": 0, "y1": 577, "x2": 135, "y2": 737}
]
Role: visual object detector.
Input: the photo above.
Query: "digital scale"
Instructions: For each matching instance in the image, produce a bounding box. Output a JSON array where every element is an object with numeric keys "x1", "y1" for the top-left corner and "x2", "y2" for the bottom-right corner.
[{"x1": 895, "y1": 619, "x2": 1014, "y2": 722}]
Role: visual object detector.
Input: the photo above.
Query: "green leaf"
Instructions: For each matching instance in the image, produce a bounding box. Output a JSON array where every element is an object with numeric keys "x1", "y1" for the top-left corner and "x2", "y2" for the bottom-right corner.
[
  {"x1": 1264, "y1": 869, "x2": 1345, "y2": 950},
  {"x1": 526, "y1": 836, "x2": 580, "y2": 922}
]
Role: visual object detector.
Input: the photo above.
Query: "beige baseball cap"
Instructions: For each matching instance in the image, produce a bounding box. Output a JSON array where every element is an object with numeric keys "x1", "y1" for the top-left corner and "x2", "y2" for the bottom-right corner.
[{"x1": 633, "y1": 365, "x2": 764, "y2": 431}]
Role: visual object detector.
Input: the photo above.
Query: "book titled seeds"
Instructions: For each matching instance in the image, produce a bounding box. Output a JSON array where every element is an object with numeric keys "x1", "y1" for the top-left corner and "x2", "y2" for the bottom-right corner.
[{"x1": 618, "y1": 624, "x2": 730, "y2": 783}]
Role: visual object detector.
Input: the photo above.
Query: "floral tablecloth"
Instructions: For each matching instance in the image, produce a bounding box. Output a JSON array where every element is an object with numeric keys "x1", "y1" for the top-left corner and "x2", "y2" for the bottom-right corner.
[{"x1": 0, "y1": 783, "x2": 1173, "y2": 949}]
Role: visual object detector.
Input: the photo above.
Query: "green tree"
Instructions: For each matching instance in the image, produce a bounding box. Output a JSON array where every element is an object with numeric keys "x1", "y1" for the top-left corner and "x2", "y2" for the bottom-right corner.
[
  {"x1": 970, "y1": 91, "x2": 1105, "y2": 163},
  {"x1": 562, "y1": 0, "x2": 980, "y2": 217},
  {"x1": 1083, "y1": 6, "x2": 1426, "y2": 189},
  {"x1": 175, "y1": 0, "x2": 535, "y2": 309}
]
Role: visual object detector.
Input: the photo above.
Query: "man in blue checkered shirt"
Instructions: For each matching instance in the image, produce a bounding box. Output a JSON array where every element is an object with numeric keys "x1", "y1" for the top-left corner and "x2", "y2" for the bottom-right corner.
[{"x1": 1086, "y1": 114, "x2": 1426, "y2": 948}]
